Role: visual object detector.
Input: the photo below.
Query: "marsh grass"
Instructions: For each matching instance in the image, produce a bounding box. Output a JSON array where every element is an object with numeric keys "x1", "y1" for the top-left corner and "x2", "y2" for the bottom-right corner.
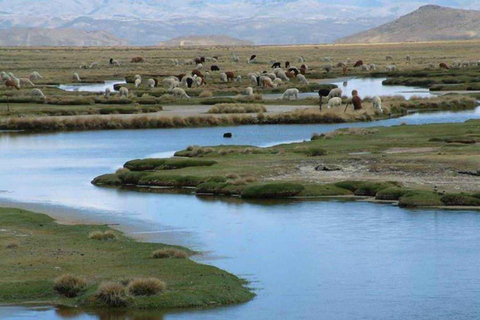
[
  {"x1": 94, "y1": 282, "x2": 131, "y2": 307},
  {"x1": 127, "y1": 278, "x2": 166, "y2": 296},
  {"x1": 54, "y1": 274, "x2": 88, "y2": 298},
  {"x1": 152, "y1": 248, "x2": 189, "y2": 259}
]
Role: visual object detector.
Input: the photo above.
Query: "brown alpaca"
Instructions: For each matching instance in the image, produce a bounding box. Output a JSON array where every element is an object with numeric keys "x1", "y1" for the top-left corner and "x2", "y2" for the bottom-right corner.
[
  {"x1": 131, "y1": 57, "x2": 145, "y2": 63},
  {"x1": 285, "y1": 71, "x2": 295, "y2": 79},
  {"x1": 191, "y1": 70, "x2": 203, "y2": 78},
  {"x1": 5, "y1": 79, "x2": 19, "y2": 90},
  {"x1": 439, "y1": 62, "x2": 449, "y2": 70},
  {"x1": 342, "y1": 66, "x2": 349, "y2": 75},
  {"x1": 176, "y1": 73, "x2": 186, "y2": 81},
  {"x1": 225, "y1": 71, "x2": 235, "y2": 82},
  {"x1": 261, "y1": 77, "x2": 274, "y2": 88},
  {"x1": 353, "y1": 60, "x2": 363, "y2": 67}
]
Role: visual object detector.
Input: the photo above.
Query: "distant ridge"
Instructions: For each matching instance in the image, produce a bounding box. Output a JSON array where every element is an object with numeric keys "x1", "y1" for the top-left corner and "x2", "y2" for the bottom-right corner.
[
  {"x1": 0, "y1": 28, "x2": 127, "y2": 46},
  {"x1": 337, "y1": 5, "x2": 480, "y2": 44},
  {"x1": 158, "y1": 35, "x2": 254, "y2": 47}
]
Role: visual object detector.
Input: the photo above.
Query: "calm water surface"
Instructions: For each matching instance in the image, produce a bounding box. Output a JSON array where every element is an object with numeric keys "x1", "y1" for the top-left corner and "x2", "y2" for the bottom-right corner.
[
  {"x1": 1, "y1": 108, "x2": 480, "y2": 320},
  {"x1": 57, "y1": 80, "x2": 126, "y2": 93}
]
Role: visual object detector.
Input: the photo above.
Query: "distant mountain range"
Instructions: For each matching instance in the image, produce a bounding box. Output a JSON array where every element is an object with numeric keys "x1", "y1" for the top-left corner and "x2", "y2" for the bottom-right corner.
[
  {"x1": 0, "y1": 28, "x2": 126, "y2": 46},
  {"x1": 158, "y1": 35, "x2": 253, "y2": 47},
  {"x1": 337, "y1": 5, "x2": 480, "y2": 44},
  {"x1": 0, "y1": 0, "x2": 392, "y2": 45},
  {"x1": 0, "y1": 2, "x2": 477, "y2": 46}
]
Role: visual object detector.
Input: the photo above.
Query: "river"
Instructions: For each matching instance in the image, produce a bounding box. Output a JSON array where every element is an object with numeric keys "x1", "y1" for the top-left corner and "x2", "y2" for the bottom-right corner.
[{"x1": 1, "y1": 107, "x2": 480, "y2": 320}]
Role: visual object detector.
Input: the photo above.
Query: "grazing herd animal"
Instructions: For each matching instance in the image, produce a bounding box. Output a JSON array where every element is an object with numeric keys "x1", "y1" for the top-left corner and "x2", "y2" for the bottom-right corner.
[
  {"x1": 5, "y1": 79, "x2": 20, "y2": 90},
  {"x1": 31, "y1": 88, "x2": 45, "y2": 99},
  {"x1": 281, "y1": 88, "x2": 299, "y2": 100},
  {"x1": 131, "y1": 57, "x2": 145, "y2": 63}
]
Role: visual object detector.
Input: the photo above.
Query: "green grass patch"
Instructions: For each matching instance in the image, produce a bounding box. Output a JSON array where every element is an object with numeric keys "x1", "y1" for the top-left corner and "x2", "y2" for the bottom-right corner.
[
  {"x1": 124, "y1": 158, "x2": 217, "y2": 171},
  {"x1": 0, "y1": 207, "x2": 254, "y2": 309},
  {"x1": 241, "y1": 183, "x2": 305, "y2": 199}
]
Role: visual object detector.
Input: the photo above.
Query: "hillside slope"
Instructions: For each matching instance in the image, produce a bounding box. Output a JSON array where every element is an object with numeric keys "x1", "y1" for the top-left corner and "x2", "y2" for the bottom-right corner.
[{"x1": 337, "y1": 5, "x2": 480, "y2": 44}]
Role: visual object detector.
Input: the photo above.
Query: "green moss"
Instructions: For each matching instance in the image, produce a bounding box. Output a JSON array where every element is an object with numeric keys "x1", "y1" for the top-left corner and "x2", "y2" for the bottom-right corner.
[
  {"x1": 299, "y1": 184, "x2": 353, "y2": 197},
  {"x1": 375, "y1": 187, "x2": 411, "y2": 200},
  {"x1": 124, "y1": 158, "x2": 217, "y2": 171},
  {"x1": 441, "y1": 194, "x2": 480, "y2": 206},
  {"x1": 91, "y1": 174, "x2": 122, "y2": 186},
  {"x1": 398, "y1": 191, "x2": 443, "y2": 208},
  {"x1": 241, "y1": 183, "x2": 305, "y2": 199}
]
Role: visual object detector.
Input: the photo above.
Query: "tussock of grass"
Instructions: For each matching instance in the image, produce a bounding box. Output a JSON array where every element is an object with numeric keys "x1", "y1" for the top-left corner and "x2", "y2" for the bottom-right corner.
[
  {"x1": 208, "y1": 104, "x2": 267, "y2": 114},
  {"x1": 398, "y1": 191, "x2": 443, "y2": 208},
  {"x1": 54, "y1": 274, "x2": 87, "y2": 298},
  {"x1": 89, "y1": 230, "x2": 116, "y2": 241},
  {"x1": 241, "y1": 183, "x2": 305, "y2": 199},
  {"x1": 127, "y1": 278, "x2": 166, "y2": 296},
  {"x1": 5, "y1": 240, "x2": 19, "y2": 249},
  {"x1": 152, "y1": 248, "x2": 189, "y2": 259},
  {"x1": 375, "y1": 187, "x2": 412, "y2": 200},
  {"x1": 94, "y1": 282, "x2": 131, "y2": 307}
]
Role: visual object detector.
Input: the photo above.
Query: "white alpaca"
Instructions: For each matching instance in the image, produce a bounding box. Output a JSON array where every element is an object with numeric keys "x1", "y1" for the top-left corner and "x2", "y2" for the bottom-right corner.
[
  {"x1": 236, "y1": 75, "x2": 242, "y2": 82},
  {"x1": 296, "y1": 74, "x2": 308, "y2": 85},
  {"x1": 195, "y1": 63, "x2": 203, "y2": 70},
  {"x1": 386, "y1": 65, "x2": 397, "y2": 72},
  {"x1": 219, "y1": 73, "x2": 228, "y2": 82},
  {"x1": 368, "y1": 63, "x2": 376, "y2": 71},
  {"x1": 273, "y1": 78, "x2": 283, "y2": 86},
  {"x1": 184, "y1": 59, "x2": 194, "y2": 65},
  {"x1": 281, "y1": 88, "x2": 299, "y2": 100},
  {"x1": 134, "y1": 75, "x2": 141, "y2": 81},
  {"x1": 111, "y1": 60, "x2": 120, "y2": 66},
  {"x1": 264, "y1": 73, "x2": 276, "y2": 80},
  {"x1": 29, "y1": 71, "x2": 43, "y2": 81},
  {"x1": 273, "y1": 68, "x2": 283, "y2": 74},
  {"x1": 72, "y1": 73, "x2": 81, "y2": 82},
  {"x1": 119, "y1": 87, "x2": 129, "y2": 98},
  {"x1": 1, "y1": 72, "x2": 10, "y2": 80},
  {"x1": 172, "y1": 87, "x2": 190, "y2": 99},
  {"x1": 245, "y1": 87, "x2": 254, "y2": 96},
  {"x1": 372, "y1": 96, "x2": 383, "y2": 113},
  {"x1": 147, "y1": 79, "x2": 156, "y2": 88},
  {"x1": 135, "y1": 78, "x2": 142, "y2": 88},
  {"x1": 327, "y1": 88, "x2": 342, "y2": 100},
  {"x1": 104, "y1": 88, "x2": 111, "y2": 98},
  {"x1": 232, "y1": 54, "x2": 240, "y2": 62},
  {"x1": 361, "y1": 65, "x2": 368, "y2": 71},
  {"x1": 386, "y1": 55, "x2": 393, "y2": 61},
  {"x1": 31, "y1": 88, "x2": 45, "y2": 99},
  {"x1": 327, "y1": 97, "x2": 342, "y2": 108},
  {"x1": 90, "y1": 62, "x2": 98, "y2": 69},
  {"x1": 277, "y1": 71, "x2": 290, "y2": 82},
  {"x1": 19, "y1": 78, "x2": 35, "y2": 87},
  {"x1": 260, "y1": 76, "x2": 275, "y2": 88}
]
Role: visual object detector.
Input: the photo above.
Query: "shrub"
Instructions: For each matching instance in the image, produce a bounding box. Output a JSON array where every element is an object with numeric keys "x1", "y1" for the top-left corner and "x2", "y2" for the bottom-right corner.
[
  {"x1": 241, "y1": 183, "x2": 305, "y2": 199},
  {"x1": 54, "y1": 274, "x2": 87, "y2": 298},
  {"x1": 127, "y1": 278, "x2": 166, "y2": 296},
  {"x1": 207, "y1": 104, "x2": 266, "y2": 114},
  {"x1": 441, "y1": 194, "x2": 480, "y2": 206},
  {"x1": 152, "y1": 248, "x2": 188, "y2": 259},
  {"x1": 334, "y1": 181, "x2": 364, "y2": 192},
  {"x1": 89, "y1": 230, "x2": 116, "y2": 241},
  {"x1": 303, "y1": 147, "x2": 327, "y2": 157},
  {"x1": 353, "y1": 182, "x2": 398, "y2": 196},
  {"x1": 5, "y1": 240, "x2": 18, "y2": 248},
  {"x1": 95, "y1": 282, "x2": 130, "y2": 307},
  {"x1": 199, "y1": 90, "x2": 213, "y2": 98}
]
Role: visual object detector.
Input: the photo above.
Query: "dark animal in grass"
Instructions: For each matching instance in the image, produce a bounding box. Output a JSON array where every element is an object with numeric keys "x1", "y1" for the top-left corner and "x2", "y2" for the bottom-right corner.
[
  {"x1": 186, "y1": 77, "x2": 194, "y2": 88},
  {"x1": 272, "y1": 62, "x2": 281, "y2": 68},
  {"x1": 353, "y1": 60, "x2": 363, "y2": 67},
  {"x1": 300, "y1": 64, "x2": 307, "y2": 75},
  {"x1": 109, "y1": 58, "x2": 113, "y2": 65},
  {"x1": 439, "y1": 62, "x2": 450, "y2": 70},
  {"x1": 285, "y1": 61, "x2": 290, "y2": 68},
  {"x1": 345, "y1": 90, "x2": 362, "y2": 112},
  {"x1": 5, "y1": 79, "x2": 19, "y2": 90},
  {"x1": 318, "y1": 89, "x2": 331, "y2": 109},
  {"x1": 153, "y1": 78, "x2": 159, "y2": 87},
  {"x1": 195, "y1": 57, "x2": 205, "y2": 64},
  {"x1": 211, "y1": 65, "x2": 220, "y2": 71},
  {"x1": 225, "y1": 71, "x2": 235, "y2": 82},
  {"x1": 223, "y1": 133, "x2": 232, "y2": 138},
  {"x1": 131, "y1": 56, "x2": 144, "y2": 63},
  {"x1": 176, "y1": 73, "x2": 186, "y2": 81},
  {"x1": 250, "y1": 55, "x2": 257, "y2": 61},
  {"x1": 256, "y1": 76, "x2": 261, "y2": 86},
  {"x1": 192, "y1": 70, "x2": 203, "y2": 78},
  {"x1": 289, "y1": 67, "x2": 299, "y2": 75}
]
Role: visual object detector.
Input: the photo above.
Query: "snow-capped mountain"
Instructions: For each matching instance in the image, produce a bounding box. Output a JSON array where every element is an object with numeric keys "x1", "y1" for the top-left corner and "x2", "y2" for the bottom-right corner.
[{"x1": 0, "y1": 0, "x2": 455, "y2": 45}]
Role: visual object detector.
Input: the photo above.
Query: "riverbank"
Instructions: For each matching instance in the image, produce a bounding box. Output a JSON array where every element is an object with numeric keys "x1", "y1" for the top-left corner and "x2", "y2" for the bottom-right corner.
[
  {"x1": 0, "y1": 207, "x2": 254, "y2": 309},
  {"x1": 93, "y1": 120, "x2": 480, "y2": 208},
  {"x1": 0, "y1": 95, "x2": 476, "y2": 132}
]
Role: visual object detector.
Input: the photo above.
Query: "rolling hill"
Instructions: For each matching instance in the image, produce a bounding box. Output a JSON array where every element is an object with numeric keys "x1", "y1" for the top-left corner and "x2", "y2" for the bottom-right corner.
[
  {"x1": 158, "y1": 35, "x2": 253, "y2": 47},
  {"x1": 337, "y1": 5, "x2": 480, "y2": 44}
]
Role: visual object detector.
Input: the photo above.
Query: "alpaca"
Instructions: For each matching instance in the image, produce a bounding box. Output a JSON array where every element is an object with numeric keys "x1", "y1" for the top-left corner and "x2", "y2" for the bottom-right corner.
[
  {"x1": 245, "y1": 87, "x2": 254, "y2": 96},
  {"x1": 29, "y1": 71, "x2": 43, "y2": 81},
  {"x1": 147, "y1": 79, "x2": 156, "y2": 88},
  {"x1": 172, "y1": 87, "x2": 190, "y2": 99},
  {"x1": 5, "y1": 79, "x2": 19, "y2": 90},
  {"x1": 372, "y1": 96, "x2": 383, "y2": 113},
  {"x1": 119, "y1": 87, "x2": 129, "y2": 98},
  {"x1": 281, "y1": 88, "x2": 299, "y2": 100},
  {"x1": 19, "y1": 78, "x2": 34, "y2": 87},
  {"x1": 72, "y1": 73, "x2": 81, "y2": 82},
  {"x1": 327, "y1": 97, "x2": 342, "y2": 108},
  {"x1": 296, "y1": 74, "x2": 309, "y2": 85},
  {"x1": 211, "y1": 65, "x2": 220, "y2": 71},
  {"x1": 31, "y1": 88, "x2": 45, "y2": 98},
  {"x1": 135, "y1": 79, "x2": 142, "y2": 88},
  {"x1": 327, "y1": 88, "x2": 342, "y2": 100}
]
